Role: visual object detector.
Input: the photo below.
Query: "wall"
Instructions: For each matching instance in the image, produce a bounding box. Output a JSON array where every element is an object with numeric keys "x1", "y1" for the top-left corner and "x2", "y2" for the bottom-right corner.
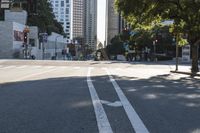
[
  {"x1": 5, "y1": 10, "x2": 27, "y2": 25},
  {"x1": 44, "y1": 32, "x2": 67, "y2": 60},
  {"x1": 29, "y1": 26, "x2": 42, "y2": 59},
  {"x1": 0, "y1": 22, "x2": 13, "y2": 58}
]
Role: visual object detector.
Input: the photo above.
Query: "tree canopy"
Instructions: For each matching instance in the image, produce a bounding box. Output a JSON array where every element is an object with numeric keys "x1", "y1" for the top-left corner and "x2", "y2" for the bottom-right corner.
[
  {"x1": 115, "y1": 0, "x2": 200, "y2": 73},
  {"x1": 27, "y1": 0, "x2": 64, "y2": 35}
]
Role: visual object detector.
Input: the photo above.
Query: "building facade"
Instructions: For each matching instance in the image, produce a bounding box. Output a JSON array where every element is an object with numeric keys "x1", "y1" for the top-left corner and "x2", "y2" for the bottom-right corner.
[
  {"x1": 71, "y1": 0, "x2": 85, "y2": 40},
  {"x1": 50, "y1": 0, "x2": 71, "y2": 39},
  {"x1": 106, "y1": 0, "x2": 119, "y2": 46},
  {"x1": 106, "y1": 0, "x2": 130, "y2": 46},
  {"x1": 85, "y1": 0, "x2": 97, "y2": 51}
]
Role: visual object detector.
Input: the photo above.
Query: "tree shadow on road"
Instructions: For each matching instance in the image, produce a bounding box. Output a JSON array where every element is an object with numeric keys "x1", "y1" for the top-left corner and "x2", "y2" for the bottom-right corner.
[
  {"x1": 0, "y1": 73, "x2": 200, "y2": 133},
  {"x1": 114, "y1": 73, "x2": 200, "y2": 133}
]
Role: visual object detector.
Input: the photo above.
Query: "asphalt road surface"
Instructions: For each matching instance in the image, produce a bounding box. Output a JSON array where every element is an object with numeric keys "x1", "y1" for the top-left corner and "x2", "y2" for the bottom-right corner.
[{"x1": 0, "y1": 60, "x2": 200, "y2": 133}]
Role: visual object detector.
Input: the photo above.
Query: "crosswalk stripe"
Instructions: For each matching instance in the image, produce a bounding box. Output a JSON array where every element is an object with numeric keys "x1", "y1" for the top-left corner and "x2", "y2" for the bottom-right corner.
[
  {"x1": 59, "y1": 66, "x2": 69, "y2": 69},
  {"x1": 16, "y1": 65, "x2": 28, "y2": 69},
  {"x1": 0, "y1": 66, "x2": 16, "y2": 69},
  {"x1": 31, "y1": 66, "x2": 43, "y2": 68},
  {"x1": 73, "y1": 67, "x2": 81, "y2": 69},
  {"x1": 46, "y1": 66, "x2": 56, "y2": 69}
]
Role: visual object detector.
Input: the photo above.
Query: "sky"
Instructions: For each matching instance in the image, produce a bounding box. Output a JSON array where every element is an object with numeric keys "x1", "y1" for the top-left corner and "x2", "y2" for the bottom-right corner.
[{"x1": 97, "y1": 0, "x2": 106, "y2": 45}]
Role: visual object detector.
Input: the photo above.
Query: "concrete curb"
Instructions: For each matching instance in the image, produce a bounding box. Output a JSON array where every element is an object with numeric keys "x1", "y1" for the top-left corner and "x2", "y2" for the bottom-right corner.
[{"x1": 170, "y1": 71, "x2": 200, "y2": 77}]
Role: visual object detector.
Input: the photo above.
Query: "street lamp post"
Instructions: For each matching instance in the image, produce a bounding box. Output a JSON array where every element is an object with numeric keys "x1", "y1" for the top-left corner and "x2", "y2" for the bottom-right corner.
[{"x1": 175, "y1": 37, "x2": 179, "y2": 71}]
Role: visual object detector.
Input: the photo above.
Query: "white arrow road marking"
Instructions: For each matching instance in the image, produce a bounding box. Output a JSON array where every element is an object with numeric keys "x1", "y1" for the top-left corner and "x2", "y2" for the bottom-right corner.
[
  {"x1": 100, "y1": 100, "x2": 122, "y2": 107},
  {"x1": 104, "y1": 68, "x2": 150, "y2": 133},
  {"x1": 87, "y1": 67, "x2": 113, "y2": 133}
]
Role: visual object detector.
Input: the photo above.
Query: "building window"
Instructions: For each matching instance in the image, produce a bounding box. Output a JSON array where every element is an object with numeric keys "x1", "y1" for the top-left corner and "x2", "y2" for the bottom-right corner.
[
  {"x1": 61, "y1": 1, "x2": 64, "y2": 7},
  {"x1": 66, "y1": 8, "x2": 69, "y2": 14}
]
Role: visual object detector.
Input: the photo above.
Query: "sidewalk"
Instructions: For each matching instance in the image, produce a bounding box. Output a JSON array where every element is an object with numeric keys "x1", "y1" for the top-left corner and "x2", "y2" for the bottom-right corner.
[{"x1": 159, "y1": 60, "x2": 200, "y2": 76}]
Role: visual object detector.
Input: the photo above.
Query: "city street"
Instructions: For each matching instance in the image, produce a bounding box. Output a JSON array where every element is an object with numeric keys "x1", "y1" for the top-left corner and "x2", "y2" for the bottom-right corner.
[{"x1": 0, "y1": 60, "x2": 200, "y2": 133}]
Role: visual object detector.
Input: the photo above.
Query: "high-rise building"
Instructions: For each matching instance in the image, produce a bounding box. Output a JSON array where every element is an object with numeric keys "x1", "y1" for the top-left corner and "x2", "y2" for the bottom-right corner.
[
  {"x1": 50, "y1": 0, "x2": 71, "y2": 39},
  {"x1": 85, "y1": 0, "x2": 97, "y2": 51},
  {"x1": 71, "y1": 0, "x2": 85, "y2": 40},
  {"x1": 106, "y1": 0, "x2": 130, "y2": 46}
]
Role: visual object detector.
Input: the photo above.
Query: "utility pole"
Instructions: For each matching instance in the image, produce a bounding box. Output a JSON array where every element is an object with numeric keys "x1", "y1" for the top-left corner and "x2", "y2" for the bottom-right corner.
[{"x1": 175, "y1": 36, "x2": 179, "y2": 71}]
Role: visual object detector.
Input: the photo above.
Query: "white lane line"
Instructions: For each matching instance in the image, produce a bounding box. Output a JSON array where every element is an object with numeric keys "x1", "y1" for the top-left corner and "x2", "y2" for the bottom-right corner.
[
  {"x1": 104, "y1": 68, "x2": 149, "y2": 133},
  {"x1": 87, "y1": 67, "x2": 113, "y2": 133},
  {"x1": 14, "y1": 68, "x2": 57, "y2": 82}
]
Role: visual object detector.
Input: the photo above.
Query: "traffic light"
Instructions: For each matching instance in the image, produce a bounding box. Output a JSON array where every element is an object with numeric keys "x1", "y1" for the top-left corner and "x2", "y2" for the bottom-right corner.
[{"x1": 24, "y1": 32, "x2": 27, "y2": 43}]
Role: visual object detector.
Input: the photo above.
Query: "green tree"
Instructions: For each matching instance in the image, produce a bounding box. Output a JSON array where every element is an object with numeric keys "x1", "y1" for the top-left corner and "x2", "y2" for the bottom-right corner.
[
  {"x1": 115, "y1": 0, "x2": 200, "y2": 73},
  {"x1": 27, "y1": 0, "x2": 64, "y2": 35},
  {"x1": 107, "y1": 35, "x2": 125, "y2": 56}
]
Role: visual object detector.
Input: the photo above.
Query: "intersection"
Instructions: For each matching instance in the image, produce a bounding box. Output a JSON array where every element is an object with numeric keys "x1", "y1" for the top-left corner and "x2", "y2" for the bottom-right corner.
[{"x1": 0, "y1": 60, "x2": 200, "y2": 133}]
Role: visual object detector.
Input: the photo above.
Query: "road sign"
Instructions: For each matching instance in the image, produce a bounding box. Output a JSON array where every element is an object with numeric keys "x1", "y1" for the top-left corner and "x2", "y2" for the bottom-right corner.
[
  {"x1": 182, "y1": 45, "x2": 190, "y2": 62},
  {"x1": 39, "y1": 33, "x2": 48, "y2": 43},
  {"x1": 0, "y1": 0, "x2": 10, "y2": 9}
]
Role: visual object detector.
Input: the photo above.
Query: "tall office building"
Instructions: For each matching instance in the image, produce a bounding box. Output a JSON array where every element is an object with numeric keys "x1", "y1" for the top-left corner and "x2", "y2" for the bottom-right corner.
[
  {"x1": 50, "y1": 0, "x2": 71, "y2": 39},
  {"x1": 106, "y1": 0, "x2": 119, "y2": 46},
  {"x1": 85, "y1": 0, "x2": 97, "y2": 51},
  {"x1": 106, "y1": 0, "x2": 130, "y2": 46},
  {"x1": 71, "y1": 0, "x2": 85, "y2": 40}
]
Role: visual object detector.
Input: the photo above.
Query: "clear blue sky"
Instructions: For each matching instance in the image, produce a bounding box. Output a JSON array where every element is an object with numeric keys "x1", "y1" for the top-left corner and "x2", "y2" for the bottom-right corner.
[{"x1": 97, "y1": 0, "x2": 106, "y2": 45}]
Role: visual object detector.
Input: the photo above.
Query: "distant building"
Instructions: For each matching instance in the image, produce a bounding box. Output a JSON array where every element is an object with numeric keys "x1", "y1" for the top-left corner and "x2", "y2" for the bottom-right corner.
[
  {"x1": 0, "y1": 10, "x2": 41, "y2": 59},
  {"x1": 105, "y1": 0, "x2": 130, "y2": 46},
  {"x1": 44, "y1": 32, "x2": 68, "y2": 60},
  {"x1": 85, "y1": 0, "x2": 97, "y2": 51},
  {"x1": 71, "y1": 0, "x2": 85, "y2": 40},
  {"x1": 50, "y1": 0, "x2": 71, "y2": 39}
]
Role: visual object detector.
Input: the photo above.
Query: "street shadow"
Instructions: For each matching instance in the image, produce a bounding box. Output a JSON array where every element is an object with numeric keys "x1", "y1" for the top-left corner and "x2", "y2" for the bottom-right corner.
[
  {"x1": 0, "y1": 73, "x2": 200, "y2": 133},
  {"x1": 113, "y1": 73, "x2": 200, "y2": 133},
  {"x1": 0, "y1": 76, "x2": 98, "y2": 133}
]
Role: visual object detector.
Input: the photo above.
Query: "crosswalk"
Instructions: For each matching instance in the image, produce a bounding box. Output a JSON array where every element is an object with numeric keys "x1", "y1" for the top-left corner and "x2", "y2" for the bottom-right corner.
[{"x1": 0, "y1": 65, "x2": 126, "y2": 71}]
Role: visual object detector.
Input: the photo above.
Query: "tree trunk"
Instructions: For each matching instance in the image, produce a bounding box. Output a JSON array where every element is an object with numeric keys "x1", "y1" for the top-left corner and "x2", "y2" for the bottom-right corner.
[{"x1": 191, "y1": 43, "x2": 199, "y2": 74}]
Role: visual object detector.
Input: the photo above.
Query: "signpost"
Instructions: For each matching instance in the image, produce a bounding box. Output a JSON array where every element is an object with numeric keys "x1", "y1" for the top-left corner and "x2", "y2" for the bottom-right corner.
[
  {"x1": 0, "y1": 0, "x2": 10, "y2": 9},
  {"x1": 182, "y1": 45, "x2": 190, "y2": 63}
]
